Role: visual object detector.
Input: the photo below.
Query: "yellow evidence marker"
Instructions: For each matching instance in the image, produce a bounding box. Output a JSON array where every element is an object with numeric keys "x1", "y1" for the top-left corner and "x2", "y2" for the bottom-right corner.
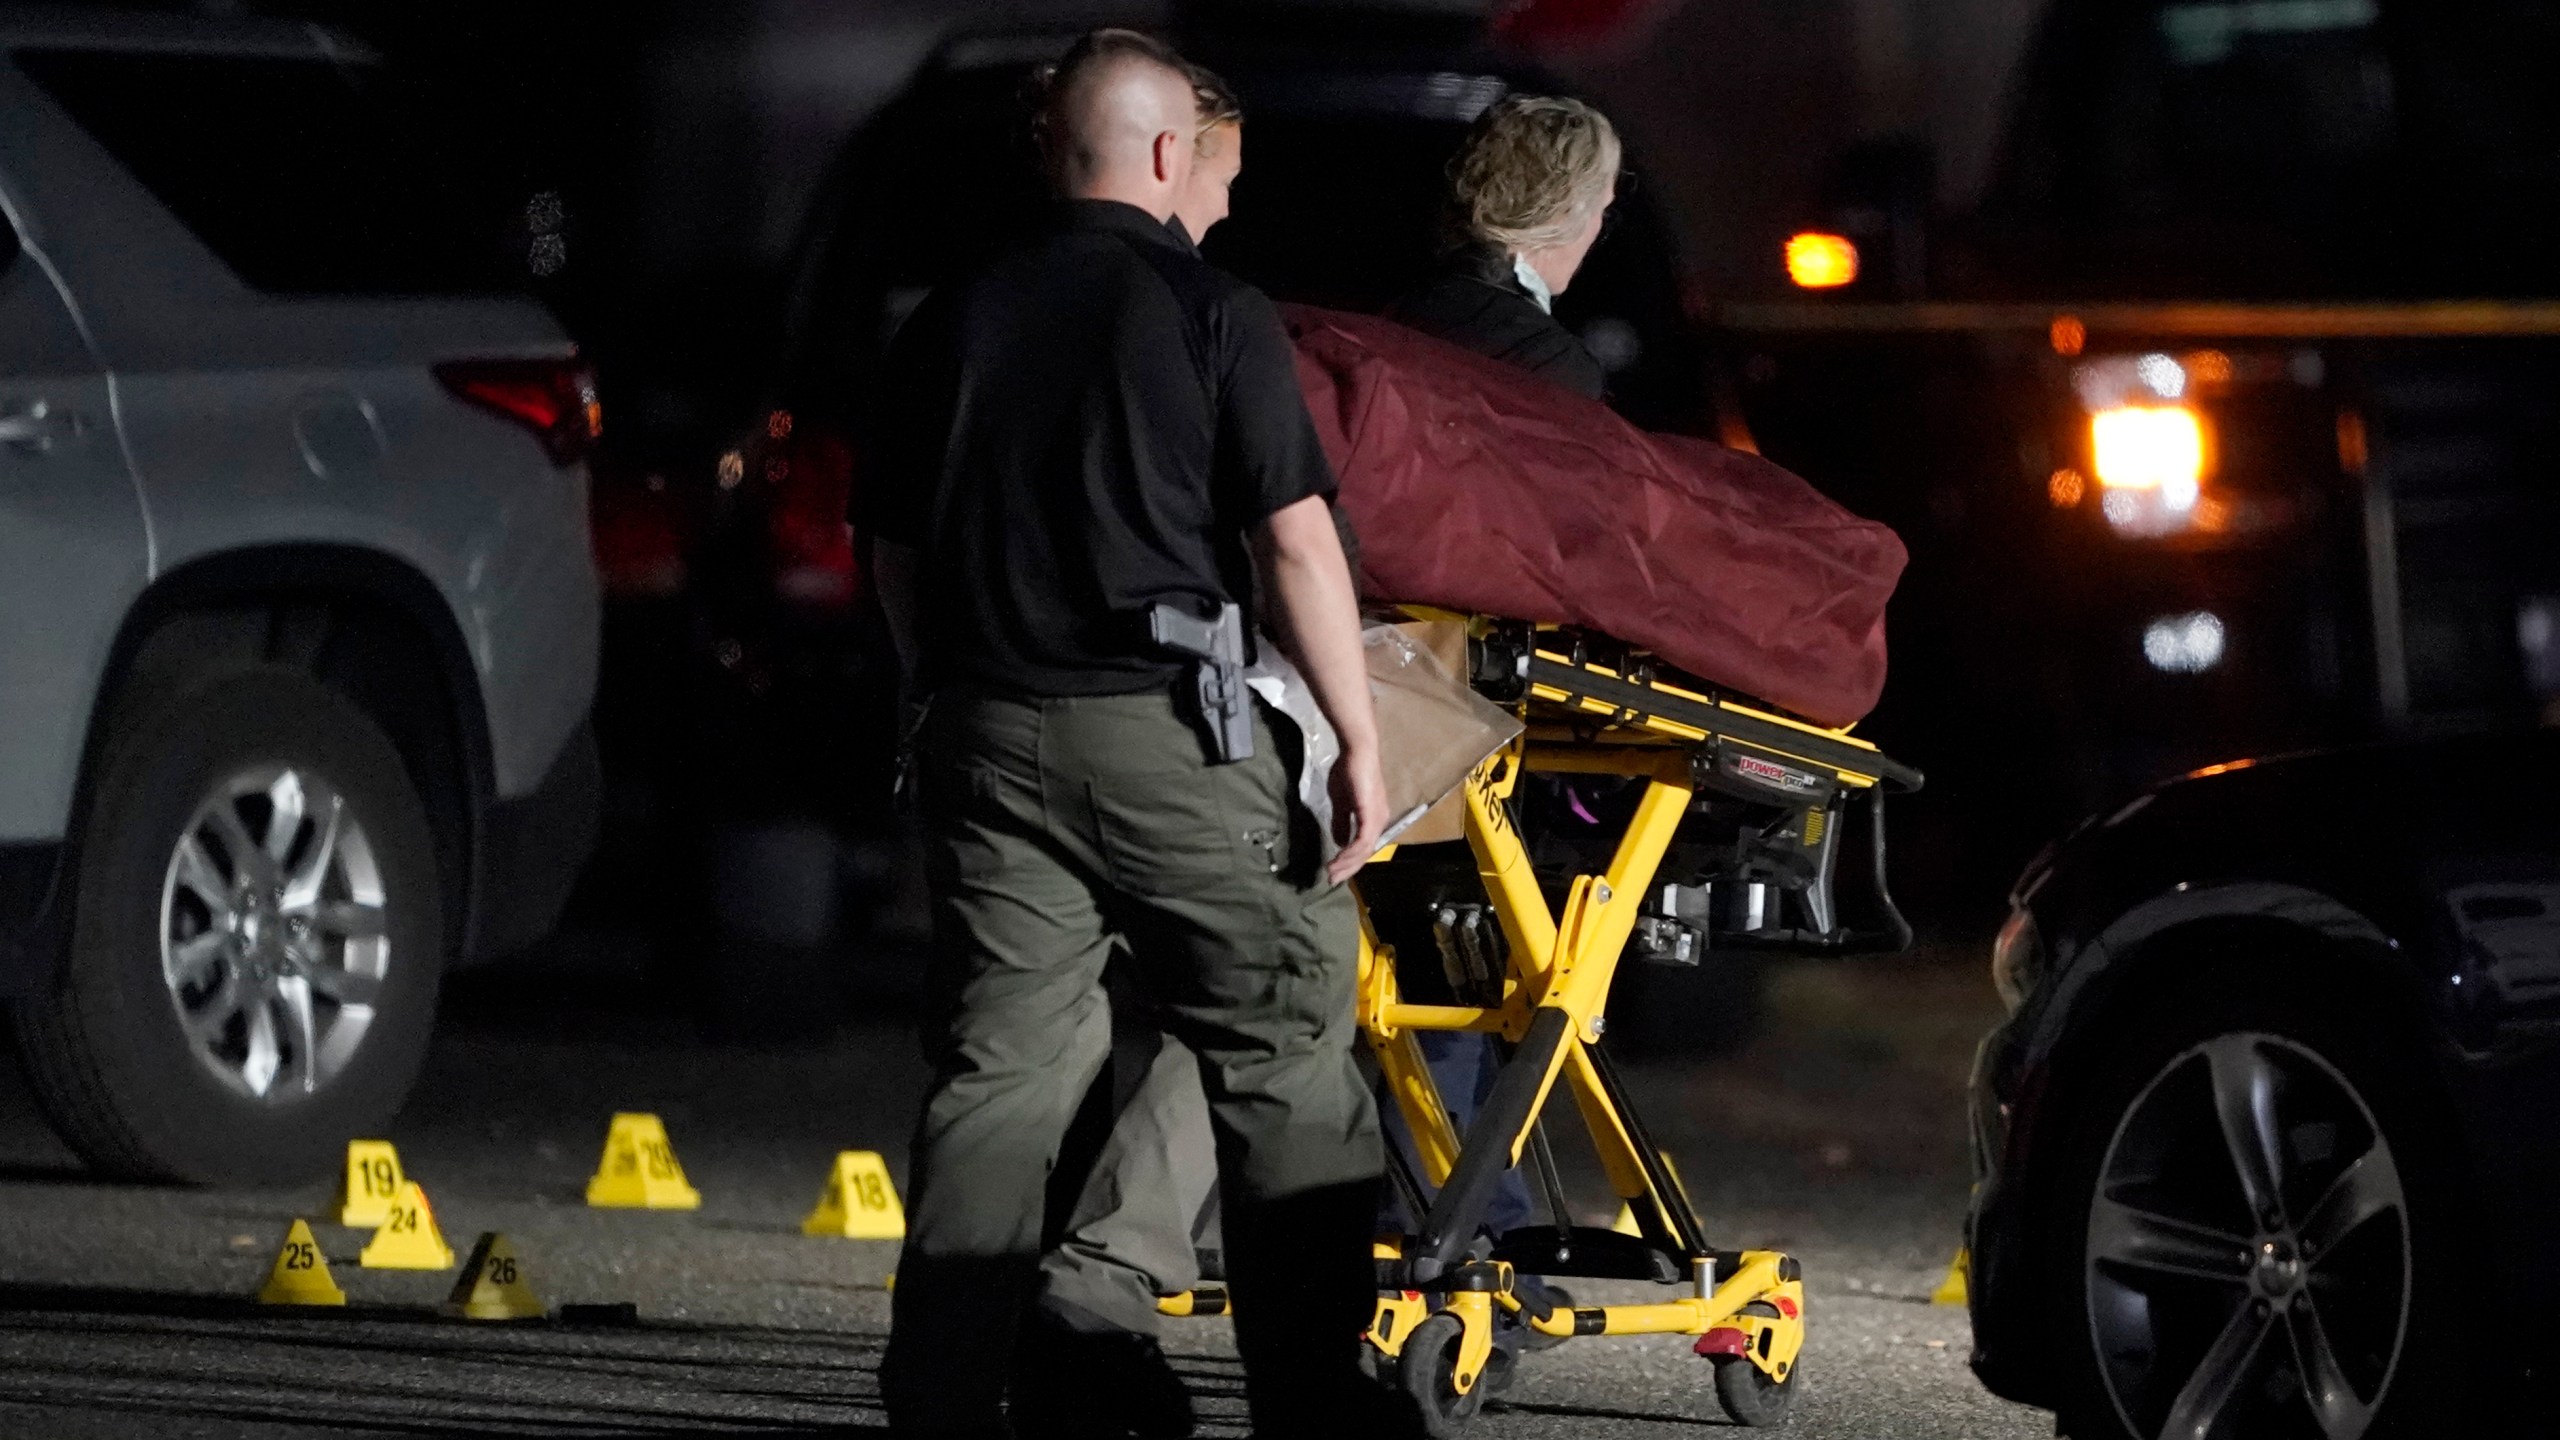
[
  {"x1": 332, "y1": 1139, "x2": 407, "y2": 1229},
  {"x1": 584, "y1": 1112, "x2": 702, "y2": 1210},
  {"x1": 1932, "y1": 1247, "x2": 1970, "y2": 1307},
  {"x1": 257, "y1": 1219, "x2": 347, "y2": 1306},
  {"x1": 445, "y1": 1232, "x2": 545, "y2": 1321},
  {"x1": 360, "y1": 1181, "x2": 457, "y2": 1270},
  {"x1": 801, "y1": 1150, "x2": 907, "y2": 1239}
]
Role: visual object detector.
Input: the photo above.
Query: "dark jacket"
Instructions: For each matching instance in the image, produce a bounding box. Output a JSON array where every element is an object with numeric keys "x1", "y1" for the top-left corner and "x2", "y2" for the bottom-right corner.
[{"x1": 1387, "y1": 243, "x2": 1606, "y2": 401}]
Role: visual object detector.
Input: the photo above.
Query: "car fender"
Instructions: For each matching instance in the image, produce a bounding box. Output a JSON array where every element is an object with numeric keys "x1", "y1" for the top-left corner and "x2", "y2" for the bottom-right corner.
[
  {"x1": 0, "y1": 544, "x2": 497, "y2": 998},
  {"x1": 2043, "y1": 880, "x2": 2401, "y2": 1058}
]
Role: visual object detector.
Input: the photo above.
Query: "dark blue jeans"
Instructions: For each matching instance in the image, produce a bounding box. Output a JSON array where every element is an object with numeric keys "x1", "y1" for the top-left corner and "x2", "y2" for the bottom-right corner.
[{"x1": 1381, "y1": 1029, "x2": 1536, "y2": 1237}]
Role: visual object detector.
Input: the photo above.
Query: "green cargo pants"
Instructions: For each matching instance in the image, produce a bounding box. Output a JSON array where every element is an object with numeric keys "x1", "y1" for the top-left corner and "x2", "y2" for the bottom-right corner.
[
  {"x1": 880, "y1": 686, "x2": 1384, "y2": 1433},
  {"x1": 1040, "y1": 990, "x2": 1219, "y2": 1338}
]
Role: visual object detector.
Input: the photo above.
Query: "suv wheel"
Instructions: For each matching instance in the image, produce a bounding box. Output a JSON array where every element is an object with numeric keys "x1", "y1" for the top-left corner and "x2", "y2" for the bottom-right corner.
[
  {"x1": 2053, "y1": 980, "x2": 2459, "y2": 1440},
  {"x1": 12, "y1": 667, "x2": 443, "y2": 1184}
]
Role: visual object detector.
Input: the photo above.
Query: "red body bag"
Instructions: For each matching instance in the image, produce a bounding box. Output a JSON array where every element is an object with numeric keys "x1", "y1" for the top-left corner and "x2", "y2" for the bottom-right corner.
[{"x1": 1284, "y1": 304, "x2": 1906, "y2": 728}]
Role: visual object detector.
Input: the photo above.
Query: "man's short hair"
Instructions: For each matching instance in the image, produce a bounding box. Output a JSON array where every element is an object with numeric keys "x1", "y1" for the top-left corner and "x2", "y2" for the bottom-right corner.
[
  {"x1": 1446, "y1": 95, "x2": 1622, "y2": 255},
  {"x1": 1027, "y1": 28, "x2": 1198, "y2": 176}
]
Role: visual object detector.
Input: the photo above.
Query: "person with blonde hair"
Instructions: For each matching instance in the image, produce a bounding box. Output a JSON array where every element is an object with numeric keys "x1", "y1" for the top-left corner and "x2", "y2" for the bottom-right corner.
[
  {"x1": 1392, "y1": 93, "x2": 1622, "y2": 398},
  {"x1": 1372, "y1": 90, "x2": 1625, "y2": 1376}
]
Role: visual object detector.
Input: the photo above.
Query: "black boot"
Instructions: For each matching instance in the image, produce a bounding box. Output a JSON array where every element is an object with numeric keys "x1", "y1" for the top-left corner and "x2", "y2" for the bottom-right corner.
[
  {"x1": 1224, "y1": 1177, "x2": 1428, "y2": 1438},
  {"x1": 1009, "y1": 1306, "x2": 1196, "y2": 1439},
  {"x1": 884, "y1": 1252, "x2": 1035, "y2": 1438}
]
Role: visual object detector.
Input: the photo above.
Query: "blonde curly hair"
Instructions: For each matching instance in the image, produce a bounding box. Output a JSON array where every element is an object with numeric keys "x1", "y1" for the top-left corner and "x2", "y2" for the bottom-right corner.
[{"x1": 1447, "y1": 95, "x2": 1621, "y2": 255}]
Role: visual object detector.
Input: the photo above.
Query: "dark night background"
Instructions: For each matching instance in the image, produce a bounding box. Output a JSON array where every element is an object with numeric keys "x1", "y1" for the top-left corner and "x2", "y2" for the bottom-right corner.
[
  {"x1": 4, "y1": 3, "x2": 2560, "y2": 1435},
  {"x1": 27, "y1": 0, "x2": 2560, "y2": 1012}
]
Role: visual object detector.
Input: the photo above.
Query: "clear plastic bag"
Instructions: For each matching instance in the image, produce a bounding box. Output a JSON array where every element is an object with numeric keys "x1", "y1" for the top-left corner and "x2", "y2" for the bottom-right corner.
[{"x1": 1246, "y1": 622, "x2": 1523, "y2": 858}]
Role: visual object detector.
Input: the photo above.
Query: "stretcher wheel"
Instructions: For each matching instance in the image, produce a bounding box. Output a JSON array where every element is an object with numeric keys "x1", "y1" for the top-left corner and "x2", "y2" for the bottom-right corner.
[
  {"x1": 1397, "y1": 1313, "x2": 1487, "y2": 1435},
  {"x1": 1709, "y1": 1303, "x2": 1799, "y2": 1428}
]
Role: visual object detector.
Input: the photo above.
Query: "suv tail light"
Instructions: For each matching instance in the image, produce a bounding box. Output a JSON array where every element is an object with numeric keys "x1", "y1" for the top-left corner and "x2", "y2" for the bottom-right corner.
[
  {"x1": 433, "y1": 356, "x2": 602, "y2": 466},
  {"x1": 757, "y1": 410, "x2": 859, "y2": 609}
]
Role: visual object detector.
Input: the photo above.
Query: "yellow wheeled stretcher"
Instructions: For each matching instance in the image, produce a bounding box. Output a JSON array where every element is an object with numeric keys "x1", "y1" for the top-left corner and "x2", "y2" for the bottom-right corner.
[{"x1": 1174, "y1": 613, "x2": 1923, "y2": 1432}]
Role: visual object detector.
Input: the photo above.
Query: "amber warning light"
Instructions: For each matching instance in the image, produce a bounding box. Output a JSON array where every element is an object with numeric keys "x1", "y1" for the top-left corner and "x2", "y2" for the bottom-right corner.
[{"x1": 1784, "y1": 233, "x2": 1859, "y2": 289}]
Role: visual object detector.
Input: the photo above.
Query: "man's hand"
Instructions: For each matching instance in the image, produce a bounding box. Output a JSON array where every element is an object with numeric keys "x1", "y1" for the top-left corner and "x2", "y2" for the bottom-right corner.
[
  {"x1": 1254, "y1": 495, "x2": 1389, "y2": 885},
  {"x1": 1326, "y1": 740, "x2": 1392, "y2": 883}
]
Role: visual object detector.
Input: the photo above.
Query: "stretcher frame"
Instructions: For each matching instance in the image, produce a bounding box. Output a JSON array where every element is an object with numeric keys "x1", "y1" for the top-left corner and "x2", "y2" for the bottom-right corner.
[
  {"x1": 1166, "y1": 619, "x2": 1920, "y2": 1427},
  {"x1": 1371, "y1": 621, "x2": 1917, "y2": 1425}
]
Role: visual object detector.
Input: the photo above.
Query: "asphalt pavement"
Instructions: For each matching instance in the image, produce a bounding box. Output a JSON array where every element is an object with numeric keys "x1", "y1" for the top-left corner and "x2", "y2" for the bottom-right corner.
[{"x1": 0, "y1": 932, "x2": 2050, "y2": 1438}]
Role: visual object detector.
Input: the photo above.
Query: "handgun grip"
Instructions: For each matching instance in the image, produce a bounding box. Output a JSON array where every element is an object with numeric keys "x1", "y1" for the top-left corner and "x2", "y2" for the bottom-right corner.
[{"x1": 1146, "y1": 600, "x2": 1220, "y2": 657}]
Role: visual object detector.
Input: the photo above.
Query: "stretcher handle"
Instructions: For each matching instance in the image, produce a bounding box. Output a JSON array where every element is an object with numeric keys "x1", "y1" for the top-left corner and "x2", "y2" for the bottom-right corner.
[{"x1": 1835, "y1": 786, "x2": 1915, "y2": 953}]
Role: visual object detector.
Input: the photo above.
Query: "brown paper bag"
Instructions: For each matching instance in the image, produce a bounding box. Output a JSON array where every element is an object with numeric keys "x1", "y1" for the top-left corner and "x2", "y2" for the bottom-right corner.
[{"x1": 1368, "y1": 620, "x2": 1520, "y2": 846}]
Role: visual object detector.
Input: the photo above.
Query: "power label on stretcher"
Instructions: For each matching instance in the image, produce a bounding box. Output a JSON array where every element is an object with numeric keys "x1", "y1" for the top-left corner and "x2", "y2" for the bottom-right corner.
[{"x1": 1713, "y1": 750, "x2": 1827, "y2": 800}]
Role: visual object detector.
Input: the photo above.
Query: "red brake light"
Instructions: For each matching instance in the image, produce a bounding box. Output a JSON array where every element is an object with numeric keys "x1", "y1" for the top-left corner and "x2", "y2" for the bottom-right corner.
[
  {"x1": 761, "y1": 412, "x2": 859, "y2": 609},
  {"x1": 433, "y1": 356, "x2": 602, "y2": 466}
]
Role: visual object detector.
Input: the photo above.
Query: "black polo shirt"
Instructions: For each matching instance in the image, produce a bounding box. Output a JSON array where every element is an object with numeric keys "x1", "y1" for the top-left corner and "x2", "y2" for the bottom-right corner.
[{"x1": 862, "y1": 199, "x2": 1337, "y2": 697}]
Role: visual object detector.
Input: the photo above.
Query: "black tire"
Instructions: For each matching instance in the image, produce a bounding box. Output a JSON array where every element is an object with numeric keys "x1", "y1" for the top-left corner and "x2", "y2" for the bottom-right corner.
[
  {"x1": 1712, "y1": 1358, "x2": 1799, "y2": 1427},
  {"x1": 1710, "y1": 1303, "x2": 1799, "y2": 1427},
  {"x1": 1397, "y1": 1312, "x2": 1488, "y2": 1436},
  {"x1": 11, "y1": 667, "x2": 444, "y2": 1184},
  {"x1": 2047, "y1": 963, "x2": 2465, "y2": 1440}
]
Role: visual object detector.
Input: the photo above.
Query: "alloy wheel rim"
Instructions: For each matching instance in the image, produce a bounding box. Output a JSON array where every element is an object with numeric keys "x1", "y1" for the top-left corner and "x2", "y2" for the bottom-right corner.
[
  {"x1": 158, "y1": 765, "x2": 390, "y2": 1102},
  {"x1": 2087, "y1": 1031, "x2": 2410, "y2": 1440}
]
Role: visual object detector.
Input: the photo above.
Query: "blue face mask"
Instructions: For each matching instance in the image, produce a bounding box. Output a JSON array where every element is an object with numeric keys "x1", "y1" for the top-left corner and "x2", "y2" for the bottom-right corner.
[{"x1": 1512, "y1": 252, "x2": 1554, "y2": 314}]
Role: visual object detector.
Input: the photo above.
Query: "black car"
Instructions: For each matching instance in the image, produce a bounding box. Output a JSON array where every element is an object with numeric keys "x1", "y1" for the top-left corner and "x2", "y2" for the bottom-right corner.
[{"x1": 1964, "y1": 726, "x2": 2560, "y2": 1438}]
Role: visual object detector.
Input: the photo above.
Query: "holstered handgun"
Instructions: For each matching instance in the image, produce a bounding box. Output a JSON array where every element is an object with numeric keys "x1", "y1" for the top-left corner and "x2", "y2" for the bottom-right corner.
[{"x1": 1147, "y1": 600, "x2": 1253, "y2": 764}]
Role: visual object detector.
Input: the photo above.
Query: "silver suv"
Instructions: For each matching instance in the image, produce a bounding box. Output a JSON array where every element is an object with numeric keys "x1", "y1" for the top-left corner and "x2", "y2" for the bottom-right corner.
[{"x1": 0, "y1": 10, "x2": 601, "y2": 1184}]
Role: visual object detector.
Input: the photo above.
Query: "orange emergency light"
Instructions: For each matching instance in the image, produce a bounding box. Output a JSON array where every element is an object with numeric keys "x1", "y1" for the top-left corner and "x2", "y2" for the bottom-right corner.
[{"x1": 1784, "y1": 233, "x2": 1860, "y2": 289}]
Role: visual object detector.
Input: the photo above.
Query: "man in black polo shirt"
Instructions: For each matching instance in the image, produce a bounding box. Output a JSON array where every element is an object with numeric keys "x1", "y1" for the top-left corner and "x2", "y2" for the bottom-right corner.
[{"x1": 863, "y1": 29, "x2": 1407, "y2": 1438}]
